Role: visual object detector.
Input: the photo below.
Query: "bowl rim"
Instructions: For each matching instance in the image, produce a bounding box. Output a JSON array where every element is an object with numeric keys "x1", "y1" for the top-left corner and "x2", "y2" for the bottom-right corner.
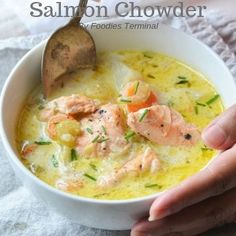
[{"x1": 0, "y1": 22, "x2": 235, "y2": 205}]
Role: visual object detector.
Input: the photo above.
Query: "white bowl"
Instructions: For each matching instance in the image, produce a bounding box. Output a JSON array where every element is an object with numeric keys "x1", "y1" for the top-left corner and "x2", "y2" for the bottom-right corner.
[{"x1": 1, "y1": 22, "x2": 236, "y2": 230}]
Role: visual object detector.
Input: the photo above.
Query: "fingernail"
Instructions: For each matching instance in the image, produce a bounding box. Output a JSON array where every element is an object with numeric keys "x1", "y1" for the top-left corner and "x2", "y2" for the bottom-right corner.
[
  {"x1": 149, "y1": 209, "x2": 171, "y2": 222},
  {"x1": 148, "y1": 215, "x2": 156, "y2": 222},
  {"x1": 202, "y1": 124, "x2": 226, "y2": 148},
  {"x1": 148, "y1": 213, "x2": 166, "y2": 222}
]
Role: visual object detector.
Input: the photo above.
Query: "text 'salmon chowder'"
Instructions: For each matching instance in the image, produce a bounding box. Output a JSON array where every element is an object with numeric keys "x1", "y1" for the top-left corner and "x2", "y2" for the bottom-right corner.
[{"x1": 30, "y1": 1, "x2": 207, "y2": 18}]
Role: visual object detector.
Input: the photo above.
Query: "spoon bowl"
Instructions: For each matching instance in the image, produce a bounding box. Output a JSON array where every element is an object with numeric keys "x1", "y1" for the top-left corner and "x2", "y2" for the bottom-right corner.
[{"x1": 42, "y1": 0, "x2": 96, "y2": 97}]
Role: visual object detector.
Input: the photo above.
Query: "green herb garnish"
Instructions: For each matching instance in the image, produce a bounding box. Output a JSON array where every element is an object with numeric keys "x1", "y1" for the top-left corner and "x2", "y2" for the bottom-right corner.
[
  {"x1": 92, "y1": 135, "x2": 100, "y2": 143},
  {"x1": 143, "y1": 52, "x2": 153, "y2": 58},
  {"x1": 147, "y1": 74, "x2": 155, "y2": 79},
  {"x1": 86, "y1": 128, "x2": 93, "y2": 135},
  {"x1": 145, "y1": 184, "x2": 161, "y2": 188},
  {"x1": 178, "y1": 76, "x2": 187, "y2": 80},
  {"x1": 194, "y1": 106, "x2": 199, "y2": 115},
  {"x1": 38, "y1": 105, "x2": 45, "y2": 110},
  {"x1": 102, "y1": 125, "x2": 107, "y2": 135},
  {"x1": 139, "y1": 109, "x2": 149, "y2": 122},
  {"x1": 92, "y1": 135, "x2": 109, "y2": 143},
  {"x1": 201, "y1": 147, "x2": 213, "y2": 152},
  {"x1": 90, "y1": 163, "x2": 97, "y2": 171},
  {"x1": 196, "y1": 102, "x2": 206, "y2": 107},
  {"x1": 35, "y1": 141, "x2": 52, "y2": 145},
  {"x1": 120, "y1": 99, "x2": 132, "y2": 103},
  {"x1": 71, "y1": 149, "x2": 77, "y2": 161},
  {"x1": 29, "y1": 163, "x2": 45, "y2": 174},
  {"x1": 51, "y1": 155, "x2": 59, "y2": 168},
  {"x1": 206, "y1": 95, "x2": 220, "y2": 105},
  {"x1": 176, "y1": 80, "x2": 190, "y2": 85},
  {"x1": 124, "y1": 131, "x2": 136, "y2": 141},
  {"x1": 151, "y1": 64, "x2": 158, "y2": 68},
  {"x1": 97, "y1": 137, "x2": 109, "y2": 143},
  {"x1": 84, "y1": 173, "x2": 97, "y2": 181},
  {"x1": 93, "y1": 193, "x2": 109, "y2": 198},
  {"x1": 134, "y1": 81, "x2": 140, "y2": 95}
]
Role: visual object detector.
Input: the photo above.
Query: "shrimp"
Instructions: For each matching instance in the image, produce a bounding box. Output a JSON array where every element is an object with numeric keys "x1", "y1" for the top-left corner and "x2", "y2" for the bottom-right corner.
[
  {"x1": 127, "y1": 105, "x2": 200, "y2": 146},
  {"x1": 47, "y1": 114, "x2": 81, "y2": 147},
  {"x1": 21, "y1": 143, "x2": 38, "y2": 158},
  {"x1": 98, "y1": 147, "x2": 161, "y2": 187},
  {"x1": 47, "y1": 114, "x2": 74, "y2": 139},
  {"x1": 40, "y1": 94, "x2": 97, "y2": 121}
]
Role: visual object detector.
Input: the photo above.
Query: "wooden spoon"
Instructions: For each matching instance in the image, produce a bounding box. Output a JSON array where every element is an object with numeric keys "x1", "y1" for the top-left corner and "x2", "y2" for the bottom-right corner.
[{"x1": 42, "y1": 0, "x2": 96, "y2": 98}]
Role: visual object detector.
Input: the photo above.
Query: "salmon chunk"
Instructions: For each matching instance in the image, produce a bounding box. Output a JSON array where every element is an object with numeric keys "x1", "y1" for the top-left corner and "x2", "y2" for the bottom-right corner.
[
  {"x1": 127, "y1": 105, "x2": 200, "y2": 146},
  {"x1": 98, "y1": 147, "x2": 161, "y2": 187},
  {"x1": 40, "y1": 94, "x2": 97, "y2": 121},
  {"x1": 76, "y1": 104, "x2": 129, "y2": 157}
]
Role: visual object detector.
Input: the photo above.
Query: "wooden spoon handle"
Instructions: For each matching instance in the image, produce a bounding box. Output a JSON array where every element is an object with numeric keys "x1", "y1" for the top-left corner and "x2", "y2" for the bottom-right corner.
[{"x1": 70, "y1": 0, "x2": 89, "y2": 25}]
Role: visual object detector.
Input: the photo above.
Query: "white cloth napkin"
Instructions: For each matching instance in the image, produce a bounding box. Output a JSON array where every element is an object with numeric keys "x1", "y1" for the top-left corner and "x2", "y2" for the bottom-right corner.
[{"x1": 1, "y1": 12, "x2": 236, "y2": 236}]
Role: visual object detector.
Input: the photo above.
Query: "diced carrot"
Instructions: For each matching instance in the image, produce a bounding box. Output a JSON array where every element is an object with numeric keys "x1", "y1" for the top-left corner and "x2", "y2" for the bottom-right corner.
[
  {"x1": 127, "y1": 92, "x2": 158, "y2": 112},
  {"x1": 127, "y1": 85, "x2": 135, "y2": 96}
]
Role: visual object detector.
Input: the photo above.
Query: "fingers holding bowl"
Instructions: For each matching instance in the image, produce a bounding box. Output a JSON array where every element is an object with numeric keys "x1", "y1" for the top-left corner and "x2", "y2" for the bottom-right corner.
[
  {"x1": 148, "y1": 145, "x2": 236, "y2": 221},
  {"x1": 132, "y1": 188, "x2": 236, "y2": 236},
  {"x1": 202, "y1": 104, "x2": 236, "y2": 150}
]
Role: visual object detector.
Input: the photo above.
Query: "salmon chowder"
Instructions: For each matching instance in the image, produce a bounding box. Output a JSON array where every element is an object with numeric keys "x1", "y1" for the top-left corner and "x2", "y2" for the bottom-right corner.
[{"x1": 17, "y1": 51, "x2": 223, "y2": 200}]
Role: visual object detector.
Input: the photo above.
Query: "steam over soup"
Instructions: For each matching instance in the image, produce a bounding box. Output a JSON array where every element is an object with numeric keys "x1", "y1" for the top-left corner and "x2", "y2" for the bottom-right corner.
[{"x1": 17, "y1": 51, "x2": 223, "y2": 200}]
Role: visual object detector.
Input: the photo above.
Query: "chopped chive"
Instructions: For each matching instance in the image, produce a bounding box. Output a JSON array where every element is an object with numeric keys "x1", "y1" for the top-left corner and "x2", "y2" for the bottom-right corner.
[
  {"x1": 97, "y1": 137, "x2": 109, "y2": 143},
  {"x1": 29, "y1": 163, "x2": 45, "y2": 174},
  {"x1": 90, "y1": 163, "x2": 97, "y2": 171},
  {"x1": 102, "y1": 125, "x2": 107, "y2": 135},
  {"x1": 143, "y1": 52, "x2": 153, "y2": 58},
  {"x1": 84, "y1": 173, "x2": 97, "y2": 181},
  {"x1": 201, "y1": 147, "x2": 213, "y2": 152},
  {"x1": 86, "y1": 128, "x2": 93, "y2": 135},
  {"x1": 194, "y1": 106, "x2": 199, "y2": 115},
  {"x1": 51, "y1": 155, "x2": 59, "y2": 168},
  {"x1": 93, "y1": 193, "x2": 109, "y2": 198},
  {"x1": 92, "y1": 135, "x2": 100, "y2": 143},
  {"x1": 168, "y1": 101, "x2": 174, "y2": 107},
  {"x1": 176, "y1": 80, "x2": 189, "y2": 85},
  {"x1": 147, "y1": 74, "x2": 155, "y2": 79},
  {"x1": 134, "y1": 81, "x2": 140, "y2": 95},
  {"x1": 38, "y1": 105, "x2": 45, "y2": 110},
  {"x1": 124, "y1": 131, "x2": 135, "y2": 141},
  {"x1": 196, "y1": 102, "x2": 206, "y2": 107},
  {"x1": 139, "y1": 109, "x2": 149, "y2": 122},
  {"x1": 206, "y1": 95, "x2": 220, "y2": 105},
  {"x1": 145, "y1": 184, "x2": 161, "y2": 188},
  {"x1": 178, "y1": 76, "x2": 187, "y2": 80},
  {"x1": 35, "y1": 141, "x2": 52, "y2": 145},
  {"x1": 71, "y1": 149, "x2": 77, "y2": 162},
  {"x1": 120, "y1": 99, "x2": 132, "y2": 103},
  {"x1": 151, "y1": 64, "x2": 158, "y2": 68}
]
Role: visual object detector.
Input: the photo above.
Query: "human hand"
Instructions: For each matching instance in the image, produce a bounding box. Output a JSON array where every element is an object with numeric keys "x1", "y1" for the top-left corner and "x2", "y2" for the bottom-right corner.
[{"x1": 131, "y1": 104, "x2": 236, "y2": 236}]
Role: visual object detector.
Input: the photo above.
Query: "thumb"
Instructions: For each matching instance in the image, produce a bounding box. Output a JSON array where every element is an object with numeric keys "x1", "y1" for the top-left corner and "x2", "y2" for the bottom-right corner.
[{"x1": 202, "y1": 104, "x2": 236, "y2": 150}]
